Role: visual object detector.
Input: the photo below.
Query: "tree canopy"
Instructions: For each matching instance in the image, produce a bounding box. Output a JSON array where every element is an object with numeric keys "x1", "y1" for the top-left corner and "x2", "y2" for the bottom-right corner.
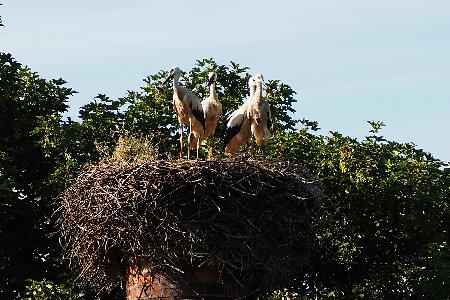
[{"x1": 0, "y1": 51, "x2": 448, "y2": 299}]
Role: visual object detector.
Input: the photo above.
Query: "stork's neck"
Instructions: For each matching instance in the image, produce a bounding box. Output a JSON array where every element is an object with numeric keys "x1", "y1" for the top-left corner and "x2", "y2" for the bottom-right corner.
[
  {"x1": 209, "y1": 82, "x2": 217, "y2": 99},
  {"x1": 254, "y1": 83, "x2": 263, "y2": 104},
  {"x1": 172, "y1": 74, "x2": 180, "y2": 91},
  {"x1": 248, "y1": 85, "x2": 256, "y2": 101}
]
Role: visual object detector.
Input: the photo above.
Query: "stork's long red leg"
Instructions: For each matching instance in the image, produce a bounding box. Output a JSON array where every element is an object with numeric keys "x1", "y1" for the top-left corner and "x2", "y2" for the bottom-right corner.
[
  {"x1": 179, "y1": 124, "x2": 183, "y2": 159},
  {"x1": 187, "y1": 119, "x2": 192, "y2": 160},
  {"x1": 196, "y1": 136, "x2": 200, "y2": 159}
]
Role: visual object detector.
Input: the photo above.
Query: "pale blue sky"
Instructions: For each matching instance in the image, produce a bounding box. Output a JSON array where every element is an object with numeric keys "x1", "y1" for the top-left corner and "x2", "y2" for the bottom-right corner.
[{"x1": 2, "y1": 1, "x2": 450, "y2": 161}]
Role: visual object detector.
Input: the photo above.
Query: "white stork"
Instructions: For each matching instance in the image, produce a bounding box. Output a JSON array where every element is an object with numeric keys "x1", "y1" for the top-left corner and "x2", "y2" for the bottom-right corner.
[
  {"x1": 189, "y1": 71, "x2": 222, "y2": 155},
  {"x1": 163, "y1": 66, "x2": 205, "y2": 159},
  {"x1": 246, "y1": 73, "x2": 271, "y2": 147},
  {"x1": 224, "y1": 76, "x2": 257, "y2": 155}
]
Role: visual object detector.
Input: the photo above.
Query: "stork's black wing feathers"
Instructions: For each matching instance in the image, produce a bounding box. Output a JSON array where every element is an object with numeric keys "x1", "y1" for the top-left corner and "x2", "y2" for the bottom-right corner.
[
  {"x1": 266, "y1": 103, "x2": 273, "y2": 133},
  {"x1": 223, "y1": 123, "x2": 242, "y2": 151},
  {"x1": 267, "y1": 110, "x2": 273, "y2": 133},
  {"x1": 191, "y1": 105, "x2": 206, "y2": 131}
]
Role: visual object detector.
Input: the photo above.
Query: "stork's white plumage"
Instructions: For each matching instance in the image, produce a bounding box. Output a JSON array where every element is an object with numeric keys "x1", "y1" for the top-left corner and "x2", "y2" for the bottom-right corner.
[
  {"x1": 202, "y1": 71, "x2": 222, "y2": 138},
  {"x1": 163, "y1": 66, "x2": 205, "y2": 159},
  {"x1": 246, "y1": 73, "x2": 271, "y2": 147},
  {"x1": 224, "y1": 76, "x2": 256, "y2": 155},
  {"x1": 189, "y1": 71, "x2": 222, "y2": 154}
]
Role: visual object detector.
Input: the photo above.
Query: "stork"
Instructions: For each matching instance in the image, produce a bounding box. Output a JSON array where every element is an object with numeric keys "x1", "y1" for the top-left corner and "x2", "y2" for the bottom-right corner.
[
  {"x1": 224, "y1": 76, "x2": 257, "y2": 155},
  {"x1": 247, "y1": 73, "x2": 271, "y2": 147},
  {"x1": 163, "y1": 66, "x2": 205, "y2": 159},
  {"x1": 189, "y1": 71, "x2": 222, "y2": 156}
]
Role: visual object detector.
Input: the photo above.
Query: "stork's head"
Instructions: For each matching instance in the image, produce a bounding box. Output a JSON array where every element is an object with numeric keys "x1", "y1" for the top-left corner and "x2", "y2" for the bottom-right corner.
[
  {"x1": 248, "y1": 76, "x2": 256, "y2": 88},
  {"x1": 207, "y1": 71, "x2": 217, "y2": 87},
  {"x1": 254, "y1": 74, "x2": 264, "y2": 85},
  {"x1": 163, "y1": 66, "x2": 181, "y2": 84}
]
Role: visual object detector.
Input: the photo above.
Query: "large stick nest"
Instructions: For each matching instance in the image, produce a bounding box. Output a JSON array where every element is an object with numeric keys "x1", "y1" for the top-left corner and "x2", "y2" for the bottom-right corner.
[{"x1": 58, "y1": 159, "x2": 323, "y2": 293}]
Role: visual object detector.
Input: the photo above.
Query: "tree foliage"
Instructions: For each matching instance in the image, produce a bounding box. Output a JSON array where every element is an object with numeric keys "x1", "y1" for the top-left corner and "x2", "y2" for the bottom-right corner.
[
  {"x1": 267, "y1": 121, "x2": 450, "y2": 299},
  {"x1": 0, "y1": 53, "x2": 448, "y2": 299},
  {"x1": 0, "y1": 53, "x2": 76, "y2": 298}
]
